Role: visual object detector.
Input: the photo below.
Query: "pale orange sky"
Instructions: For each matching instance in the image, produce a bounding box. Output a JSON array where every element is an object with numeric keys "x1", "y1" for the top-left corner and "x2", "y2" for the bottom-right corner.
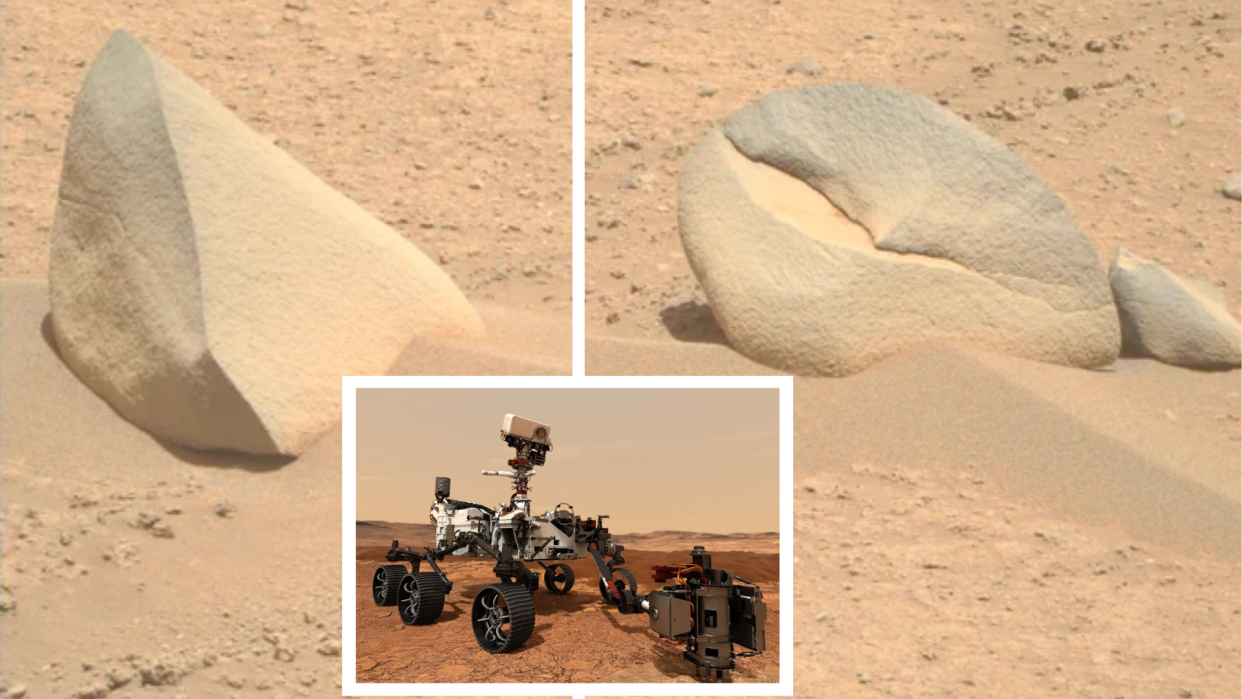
[{"x1": 356, "y1": 388, "x2": 779, "y2": 532}]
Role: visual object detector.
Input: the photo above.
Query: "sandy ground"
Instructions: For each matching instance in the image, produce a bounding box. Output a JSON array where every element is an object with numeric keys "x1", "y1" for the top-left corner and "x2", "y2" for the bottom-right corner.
[
  {"x1": 0, "y1": 280, "x2": 569, "y2": 698},
  {"x1": 354, "y1": 540, "x2": 779, "y2": 684},
  {"x1": 585, "y1": 0, "x2": 1240, "y2": 340},
  {"x1": 2, "y1": 0, "x2": 571, "y2": 368},
  {"x1": 593, "y1": 341, "x2": 1240, "y2": 696},
  {"x1": 787, "y1": 347, "x2": 1241, "y2": 697},
  {"x1": 793, "y1": 461, "x2": 1239, "y2": 698}
]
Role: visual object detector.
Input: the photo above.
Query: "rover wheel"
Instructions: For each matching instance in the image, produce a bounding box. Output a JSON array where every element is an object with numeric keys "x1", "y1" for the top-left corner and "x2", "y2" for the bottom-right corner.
[
  {"x1": 543, "y1": 564, "x2": 575, "y2": 595},
  {"x1": 472, "y1": 584, "x2": 536, "y2": 653},
  {"x1": 372, "y1": 565, "x2": 407, "y2": 607},
  {"x1": 398, "y1": 573, "x2": 445, "y2": 625},
  {"x1": 598, "y1": 567, "x2": 639, "y2": 604}
]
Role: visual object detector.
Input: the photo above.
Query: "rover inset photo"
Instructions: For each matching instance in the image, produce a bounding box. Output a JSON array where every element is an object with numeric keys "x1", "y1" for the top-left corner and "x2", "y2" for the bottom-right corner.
[{"x1": 368, "y1": 414, "x2": 767, "y2": 681}]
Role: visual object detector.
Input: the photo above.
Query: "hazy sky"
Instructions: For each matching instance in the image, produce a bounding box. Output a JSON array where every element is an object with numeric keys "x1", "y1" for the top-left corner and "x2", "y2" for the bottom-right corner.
[{"x1": 356, "y1": 388, "x2": 779, "y2": 532}]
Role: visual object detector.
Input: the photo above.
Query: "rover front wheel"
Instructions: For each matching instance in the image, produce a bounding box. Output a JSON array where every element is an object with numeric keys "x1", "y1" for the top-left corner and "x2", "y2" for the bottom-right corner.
[
  {"x1": 543, "y1": 563, "x2": 575, "y2": 595},
  {"x1": 398, "y1": 572, "x2": 445, "y2": 625},
  {"x1": 372, "y1": 565, "x2": 407, "y2": 607},
  {"x1": 472, "y1": 584, "x2": 536, "y2": 653}
]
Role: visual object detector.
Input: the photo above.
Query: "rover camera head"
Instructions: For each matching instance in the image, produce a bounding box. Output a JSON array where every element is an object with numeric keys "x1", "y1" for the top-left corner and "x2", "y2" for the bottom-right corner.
[{"x1": 500, "y1": 414, "x2": 552, "y2": 465}]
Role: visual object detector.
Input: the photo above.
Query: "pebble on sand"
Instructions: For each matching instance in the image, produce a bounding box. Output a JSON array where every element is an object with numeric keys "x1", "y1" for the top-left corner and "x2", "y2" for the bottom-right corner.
[
  {"x1": 1221, "y1": 173, "x2": 1241, "y2": 201},
  {"x1": 786, "y1": 57, "x2": 823, "y2": 77}
]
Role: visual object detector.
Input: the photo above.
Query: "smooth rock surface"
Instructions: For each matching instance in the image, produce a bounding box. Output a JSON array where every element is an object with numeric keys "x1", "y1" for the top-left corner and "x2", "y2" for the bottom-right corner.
[
  {"x1": 678, "y1": 84, "x2": 1120, "y2": 375},
  {"x1": 49, "y1": 31, "x2": 482, "y2": 456},
  {"x1": 1110, "y1": 248, "x2": 1241, "y2": 368}
]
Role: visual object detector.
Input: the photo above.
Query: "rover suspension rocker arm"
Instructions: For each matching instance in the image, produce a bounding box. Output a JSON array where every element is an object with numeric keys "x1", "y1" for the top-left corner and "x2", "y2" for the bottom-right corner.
[
  {"x1": 384, "y1": 539, "x2": 454, "y2": 593},
  {"x1": 453, "y1": 531, "x2": 538, "y2": 587}
]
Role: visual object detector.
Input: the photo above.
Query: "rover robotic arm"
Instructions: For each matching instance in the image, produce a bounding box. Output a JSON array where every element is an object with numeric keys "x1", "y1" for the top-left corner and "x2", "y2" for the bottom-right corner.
[{"x1": 600, "y1": 545, "x2": 767, "y2": 682}]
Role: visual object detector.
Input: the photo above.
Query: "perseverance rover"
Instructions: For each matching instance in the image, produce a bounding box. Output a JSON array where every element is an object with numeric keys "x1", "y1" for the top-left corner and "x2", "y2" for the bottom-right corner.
[{"x1": 369, "y1": 414, "x2": 767, "y2": 681}]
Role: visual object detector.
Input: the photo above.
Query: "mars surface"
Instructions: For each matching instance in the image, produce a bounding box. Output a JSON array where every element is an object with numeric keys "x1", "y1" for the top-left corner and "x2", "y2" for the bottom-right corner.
[
  {"x1": 585, "y1": 0, "x2": 1239, "y2": 347},
  {"x1": 353, "y1": 522, "x2": 780, "y2": 684},
  {"x1": 585, "y1": 3, "x2": 1240, "y2": 694}
]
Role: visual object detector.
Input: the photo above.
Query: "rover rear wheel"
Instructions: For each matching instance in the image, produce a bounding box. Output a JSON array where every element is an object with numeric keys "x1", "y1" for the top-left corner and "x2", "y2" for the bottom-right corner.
[
  {"x1": 398, "y1": 572, "x2": 445, "y2": 625},
  {"x1": 598, "y1": 567, "x2": 639, "y2": 604},
  {"x1": 372, "y1": 565, "x2": 407, "y2": 607},
  {"x1": 472, "y1": 584, "x2": 536, "y2": 653},
  {"x1": 543, "y1": 563, "x2": 575, "y2": 595}
]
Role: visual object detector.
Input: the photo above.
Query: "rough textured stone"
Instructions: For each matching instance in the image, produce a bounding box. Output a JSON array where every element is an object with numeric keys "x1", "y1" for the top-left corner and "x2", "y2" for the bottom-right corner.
[
  {"x1": 49, "y1": 31, "x2": 482, "y2": 456},
  {"x1": 678, "y1": 84, "x2": 1120, "y2": 375},
  {"x1": 1110, "y1": 248, "x2": 1241, "y2": 368},
  {"x1": 1221, "y1": 173, "x2": 1241, "y2": 201}
]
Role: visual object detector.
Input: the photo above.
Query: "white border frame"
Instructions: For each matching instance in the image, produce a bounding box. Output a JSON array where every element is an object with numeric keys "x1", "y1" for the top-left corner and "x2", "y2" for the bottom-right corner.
[
  {"x1": 572, "y1": 0, "x2": 586, "y2": 376},
  {"x1": 342, "y1": 376, "x2": 795, "y2": 696}
]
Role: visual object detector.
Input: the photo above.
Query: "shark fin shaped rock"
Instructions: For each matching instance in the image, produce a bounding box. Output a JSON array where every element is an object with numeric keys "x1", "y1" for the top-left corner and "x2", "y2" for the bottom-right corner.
[{"x1": 49, "y1": 31, "x2": 483, "y2": 456}]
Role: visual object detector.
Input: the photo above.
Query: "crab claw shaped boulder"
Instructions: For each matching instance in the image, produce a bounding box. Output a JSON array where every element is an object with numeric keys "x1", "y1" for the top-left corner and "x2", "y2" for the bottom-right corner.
[
  {"x1": 678, "y1": 84, "x2": 1120, "y2": 376},
  {"x1": 49, "y1": 31, "x2": 483, "y2": 456},
  {"x1": 1110, "y1": 248, "x2": 1241, "y2": 368}
]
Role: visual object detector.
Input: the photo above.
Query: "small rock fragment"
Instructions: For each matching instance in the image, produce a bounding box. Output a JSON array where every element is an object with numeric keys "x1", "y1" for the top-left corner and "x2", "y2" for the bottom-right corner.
[
  {"x1": 1221, "y1": 173, "x2": 1241, "y2": 201},
  {"x1": 786, "y1": 57, "x2": 823, "y2": 77},
  {"x1": 1110, "y1": 247, "x2": 1241, "y2": 368}
]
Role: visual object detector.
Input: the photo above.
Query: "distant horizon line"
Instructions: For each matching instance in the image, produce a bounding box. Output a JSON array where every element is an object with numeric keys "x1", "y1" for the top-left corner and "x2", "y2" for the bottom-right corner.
[{"x1": 356, "y1": 519, "x2": 779, "y2": 536}]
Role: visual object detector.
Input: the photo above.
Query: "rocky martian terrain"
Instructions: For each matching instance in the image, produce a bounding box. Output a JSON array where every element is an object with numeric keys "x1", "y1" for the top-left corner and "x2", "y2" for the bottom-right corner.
[
  {"x1": 353, "y1": 524, "x2": 780, "y2": 684},
  {"x1": 4, "y1": 0, "x2": 1240, "y2": 697},
  {"x1": 3, "y1": 0, "x2": 572, "y2": 316},
  {"x1": 585, "y1": 0, "x2": 1240, "y2": 339}
]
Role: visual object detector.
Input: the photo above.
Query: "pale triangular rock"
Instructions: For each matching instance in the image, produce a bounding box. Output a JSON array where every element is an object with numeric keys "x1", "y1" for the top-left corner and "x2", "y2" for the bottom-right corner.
[
  {"x1": 49, "y1": 31, "x2": 483, "y2": 456},
  {"x1": 1110, "y1": 248, "x2": 1241, "y2": 368}
]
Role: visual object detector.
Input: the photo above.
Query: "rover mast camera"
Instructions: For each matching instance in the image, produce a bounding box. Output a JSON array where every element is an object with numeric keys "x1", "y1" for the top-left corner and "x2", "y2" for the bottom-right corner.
[
  {"x1": 499, "y1": 413, "x2": 551, "y2": 465},
  {"x1": 369, "y1": 413, "x2": 767, "y2": 681}
]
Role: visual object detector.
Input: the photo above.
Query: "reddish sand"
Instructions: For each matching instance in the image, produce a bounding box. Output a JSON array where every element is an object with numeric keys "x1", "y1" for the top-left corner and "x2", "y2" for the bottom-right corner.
[{"x1": 354, "y1": 545, "x2": 779, "y2": 684}]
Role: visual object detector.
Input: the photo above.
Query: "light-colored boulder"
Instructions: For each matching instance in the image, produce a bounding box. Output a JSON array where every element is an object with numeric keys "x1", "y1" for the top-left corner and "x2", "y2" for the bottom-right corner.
[
  {"x1": 1110, "y1": 248, "x2": 1241, "y2": 368},
  {"x1": 678, "y1": 84, "x2": 1120, "y2": 375},
  {"x1": 49, "y1": 31, "x2": 482, "y2": 456}
]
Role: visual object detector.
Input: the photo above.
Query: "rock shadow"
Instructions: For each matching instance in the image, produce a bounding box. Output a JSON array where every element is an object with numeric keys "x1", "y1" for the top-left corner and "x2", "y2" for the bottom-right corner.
[
  {"x1": 659, "y1": 299, "x2": 728, "y2": 345},
  {"x1": 40, "y1": 313, "x2": 295, "y2": 473}
]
